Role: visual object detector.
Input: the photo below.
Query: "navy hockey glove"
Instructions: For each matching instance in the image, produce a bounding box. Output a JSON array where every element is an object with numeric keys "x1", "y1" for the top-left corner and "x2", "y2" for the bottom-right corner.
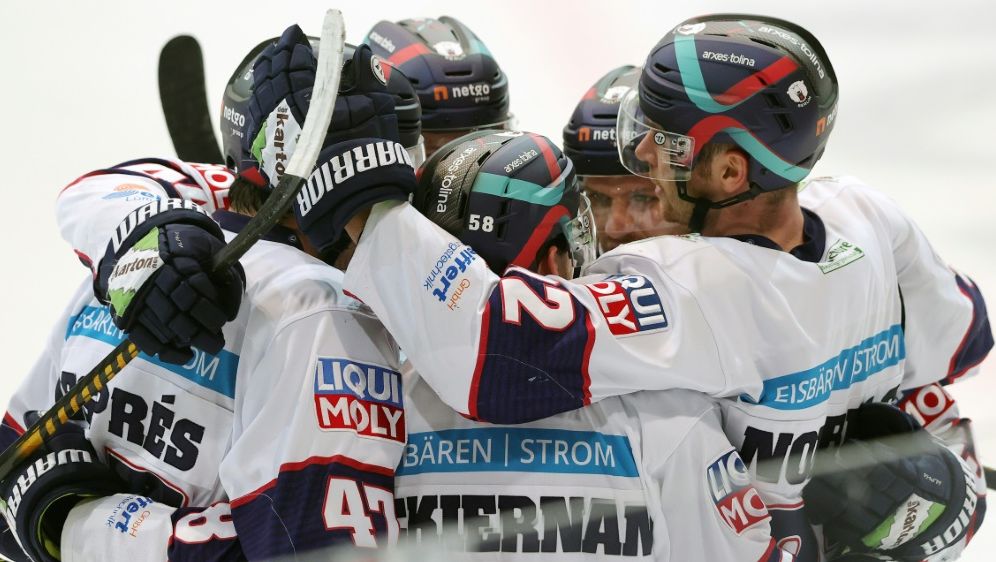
[
  {"x1": 244, "y1": 24, "x2": 414, "y2": 258},
  {"x1": 0, "y1": 418, "x2": 126, "y2": 562},
  {"x1": 95, "y1": 200, "x2": 245, "y2": 364},
  {"x1": 803, "y1": 403, "x2": 977, "y2": 561}
]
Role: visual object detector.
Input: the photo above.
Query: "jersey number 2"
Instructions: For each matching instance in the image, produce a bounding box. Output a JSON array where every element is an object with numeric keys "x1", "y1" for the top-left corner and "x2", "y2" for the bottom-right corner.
[{"x1": 499, "y1": 277, "x2": 576, "y2": 330}]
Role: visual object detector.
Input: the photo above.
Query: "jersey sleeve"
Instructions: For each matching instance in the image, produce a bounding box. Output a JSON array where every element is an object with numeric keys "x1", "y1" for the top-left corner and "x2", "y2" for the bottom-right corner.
[
  {"x1": 897, "y1": 383, "x2": 987, "y2": 560},
  {"x1": 344, "y1": 201, "x2": 750, "y2": 424},
  {"x1": 217, "y1": 304, "x2": 403, "y2": 559},
  {"x1": 59, "y1": 304, "x2": 403, "y2": 562},
  {"x1": 55, "y1": 159, "x2": 233, "y2": 272},
  {"x1": 859, "y1": 187, "x2": 992, "y2": 388},
  {"x1": 0, "y1": 284, "x2": 75, "y2": 562},
  {"x1": 640, "y1": 393, "x2": 794, "y2": 562}
]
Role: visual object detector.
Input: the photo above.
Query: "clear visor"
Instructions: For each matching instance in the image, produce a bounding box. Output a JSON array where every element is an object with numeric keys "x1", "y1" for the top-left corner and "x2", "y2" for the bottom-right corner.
[
  {"x1": 407, "y1": 135, "x2": 427, "y2": 168},
  {"x1": 616, "y1": 89, "x2": 695, "y2": 182},
  {"x1": 426, "y1": 113, "x2": 517, "y2": 133},
  {"x1": 563, "y1": 193, "x2": 597, "y2": 272}
]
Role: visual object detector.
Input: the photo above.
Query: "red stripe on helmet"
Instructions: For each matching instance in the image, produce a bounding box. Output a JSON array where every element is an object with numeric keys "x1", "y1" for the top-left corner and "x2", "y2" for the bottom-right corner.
[
  {"x1": 716, "y1": 55, "x2": 798, "y2": 106},
  {"x1": 509, "y1": 205, "x2": 571, "y2": 269},
  {"x1": 528, "y1": 133, "x2": 562, "y2": 182},
  {"x1": 387, "y1": 43, "x2": 432, "y2": 67}
]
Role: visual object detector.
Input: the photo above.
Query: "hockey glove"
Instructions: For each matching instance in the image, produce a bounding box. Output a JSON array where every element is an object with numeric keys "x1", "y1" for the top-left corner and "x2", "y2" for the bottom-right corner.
[
  {"x1": 244, "y1": 24, "x2": 414, "y2": 258},
  {"x1": 0, "y1": 418, "x2": 126, "y2": 562},
  {"x1": 803, "y1": 403, "x2": 977, "y2": 561},
  {"x1": 95, "y1": 200, "x2": 245, "y2": 364}
]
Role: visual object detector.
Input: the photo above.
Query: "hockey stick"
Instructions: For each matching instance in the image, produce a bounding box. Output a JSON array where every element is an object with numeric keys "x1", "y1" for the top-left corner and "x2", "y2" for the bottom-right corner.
[
  {"x1": 158, "y1": 35, "x2": 225, "y2": 164},
  {"x1": 0, "y1": 9, "x2": 346, "y2": 482}
]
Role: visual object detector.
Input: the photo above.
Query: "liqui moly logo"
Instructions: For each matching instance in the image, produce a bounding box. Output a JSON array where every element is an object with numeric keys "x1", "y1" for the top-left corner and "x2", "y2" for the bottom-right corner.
[
  {"x1": 706, "y1": 450, "x2": 770, "y2": 535},
  {"x1": 313, "y1": 358, "x2": 405, "y2": 443},
  {"x1": 585, "y1": 275, "x2": 668, "y2": 336}
]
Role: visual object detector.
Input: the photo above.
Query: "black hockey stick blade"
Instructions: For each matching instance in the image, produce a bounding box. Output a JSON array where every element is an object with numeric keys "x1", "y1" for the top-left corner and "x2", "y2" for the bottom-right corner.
[
  {"x1": 158, "y1": 35, "x2": 225, "y2": 164},
  {"x1": 0, "y1": 10, "x2": 346, "y2": 483}
]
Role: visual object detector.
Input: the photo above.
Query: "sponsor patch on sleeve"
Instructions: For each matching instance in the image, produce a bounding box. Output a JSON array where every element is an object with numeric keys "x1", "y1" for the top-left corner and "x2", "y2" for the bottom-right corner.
[
  {"x1": 584, "y1": 275, "x2": 668, "y2": 336},
  {"x1": 706, "y1": 450, "x2": 771, "y2": 534},
  {"x1": 313, "y1": 358, "x2": 405, "y2": 443}
]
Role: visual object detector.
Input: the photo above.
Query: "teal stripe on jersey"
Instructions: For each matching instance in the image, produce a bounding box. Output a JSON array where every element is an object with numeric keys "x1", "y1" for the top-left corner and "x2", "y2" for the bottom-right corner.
[
  {"x1": 65, "y1": 305, "x2": 239, "y2": 398},
  {"x1": 743, "y1": 324, "x2": 905, "y2": 410},
  {"x1": 398, "y1": 427, "x2": 639, "y2": 477}
]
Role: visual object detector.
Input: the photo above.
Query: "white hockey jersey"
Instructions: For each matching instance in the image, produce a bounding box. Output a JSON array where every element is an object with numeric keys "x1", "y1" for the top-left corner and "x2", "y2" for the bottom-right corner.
[
  {"x1": 343, "y1": 176, "x2": 990, "y2": 561},
  {"x1": 1, "y1": 159, "x2": 405, "y2": 561},
  {"x1": 399, "y1": 364, "x2": 793, "y2": 561}
]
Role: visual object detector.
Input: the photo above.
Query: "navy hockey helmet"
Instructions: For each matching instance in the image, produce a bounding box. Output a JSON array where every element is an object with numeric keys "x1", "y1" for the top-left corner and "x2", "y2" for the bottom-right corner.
[
  {"x1": 364, "y1": 16, "x2": 511, "y2": 132},
  {"x1": 414, "y1": 131, "x2": 595, "y2": 274},
  {"x1": 220, "y1": 39, "x2": 424, "y2": 175},
  {"x1": 618, "y1": 14, "x2": 839, "y2": 212},
  {"x1": 563, "y1": 65, "x2": 640, "y2": 177}
]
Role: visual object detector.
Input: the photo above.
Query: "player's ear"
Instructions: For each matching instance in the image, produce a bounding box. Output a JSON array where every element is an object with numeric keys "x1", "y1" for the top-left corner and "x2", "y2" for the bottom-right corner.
[
  {"x1": 535, "y1": 245, "x2": 567, "y2": 277},
  {"x1": 714, "y1": 148, "x2": 750, "y2": 196}
]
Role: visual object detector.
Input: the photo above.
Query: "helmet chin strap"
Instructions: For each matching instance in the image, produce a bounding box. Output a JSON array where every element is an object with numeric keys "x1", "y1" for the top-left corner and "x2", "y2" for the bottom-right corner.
[{"x1": 675, "y1": 181, "x2": 766, "y2": 234}]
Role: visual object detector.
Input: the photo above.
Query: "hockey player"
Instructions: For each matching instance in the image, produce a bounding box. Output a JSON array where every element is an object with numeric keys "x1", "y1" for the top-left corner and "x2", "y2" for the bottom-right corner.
[
  {"x1": 395, "y1": 129, "x2": 793, "y2": 561},
  {"x1": 364, "y1": 16, "x2": 513, "y2": 155},
  {"x1": 76, "y1": 14, "x2": 988, "y2": 562},
  {"x1": 563, "y1": 66, "x2": 684, "y2": 253},
  {"x1": 0, "y1": 28, "x2": 417, "y2": 562},
  {"x1": 289, "y1": 15, "x2": 989, "y2": 562}
]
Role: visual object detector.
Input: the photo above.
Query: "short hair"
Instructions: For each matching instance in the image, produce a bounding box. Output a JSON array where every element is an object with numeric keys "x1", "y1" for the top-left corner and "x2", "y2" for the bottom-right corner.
[{"x1": 228, "y1": 176, "x2": 270, "y2": 214}]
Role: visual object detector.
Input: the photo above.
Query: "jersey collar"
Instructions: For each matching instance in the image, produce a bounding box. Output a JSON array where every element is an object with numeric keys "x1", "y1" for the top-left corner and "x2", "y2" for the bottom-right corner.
[
  {"x1": 727, "y1": 207, "x2": 826, "y2": 263},
  {"x1": 212, "y1": 210, "x2": 304, "y2": 251}
]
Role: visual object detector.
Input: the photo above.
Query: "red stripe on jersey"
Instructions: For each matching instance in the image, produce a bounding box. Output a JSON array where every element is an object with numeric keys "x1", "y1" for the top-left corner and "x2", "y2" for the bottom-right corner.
[
  {"x1": 947, "y1": 280, "x2": 983, "y2": 382},
  {"x1": 467, "y1": 303, "x2": 493, "y2": 420},
  {"x1": 59, "y1": 170, "x2": 112, "y2": 194},
  {"x1": 581, "y1": 314, "x2": 595, "y2": 405},
  {"x1": 231, "y1": 454, "x2": 395, "y2": 508},
  {"x1": 766, "y1": 500, "x2": 805, "y2": 510},
  {"x1": 756, "y1": 538, "x2": 777, "y2": 562},
  {"x1": 3, "y1": 412, "x2": 24, "y2": 435},
  {"x1": 106, "y1": 447, "x2": 191, "y2": 507},
  {"x1": 718, "y1": 56, "x2": 798, "y2": 106}
]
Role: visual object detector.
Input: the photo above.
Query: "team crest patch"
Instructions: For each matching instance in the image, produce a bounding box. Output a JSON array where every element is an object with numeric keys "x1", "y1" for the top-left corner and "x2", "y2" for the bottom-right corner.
[
  {"x1": 584, "y1": 275, "x2": 668, "y2": 336},
  {"x1": 818, "y1": 238, "x2": 865, "y2": 274},
  {"x1": 313, "y1": 358, "x2": 405, "y2": 443},
  {"x1": 706, "y1": 450, "x2": 770, "y2": 535}
]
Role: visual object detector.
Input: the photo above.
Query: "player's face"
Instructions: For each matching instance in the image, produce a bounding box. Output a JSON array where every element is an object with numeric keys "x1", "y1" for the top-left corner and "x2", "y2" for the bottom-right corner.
[
  {"x1": 634, "y1": 133, "x2": 697, "y2": 225},
  {"x1": 583, "y1": 175, "x2": 686, "y2": 252}
]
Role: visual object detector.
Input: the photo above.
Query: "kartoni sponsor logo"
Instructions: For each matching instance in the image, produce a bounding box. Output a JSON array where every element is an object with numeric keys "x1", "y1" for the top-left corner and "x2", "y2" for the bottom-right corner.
[
  {"x1": 297, "y1": 141, "x2": 413, "y2": 216},
  {"x1": 111, "y1": 254, "x2": 161, "y2": 278},
  {"x1": 3, "y1": 449, "x2": 94, "y2": 520},
  {"x1": 367, "y1": 30, "x2": 396, "y2": 53},
  {"x1": 267, "y1": 101, "x2": 293, "y2": 182},
  {"x1": 504, "y1": 149, "x2": 538, "y2": 174},
  {"x1": 437, "y1": 145, "x2": 478, "y2": 212},
  {"x1": 112, "y1": 200, "x2": 206, "y2": 252}
]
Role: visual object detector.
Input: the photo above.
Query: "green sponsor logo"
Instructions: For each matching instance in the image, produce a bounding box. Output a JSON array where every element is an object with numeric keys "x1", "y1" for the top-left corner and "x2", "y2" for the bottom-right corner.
[{"x1": 818, "y1": 238, "x2": 864, "y2": 274}]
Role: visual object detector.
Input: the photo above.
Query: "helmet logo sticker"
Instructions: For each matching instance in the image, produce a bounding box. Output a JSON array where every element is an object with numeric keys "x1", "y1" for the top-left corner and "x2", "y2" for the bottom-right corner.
[
  {"x1": 654, "y1": 131, "x2": 667, "y2": 145},
  {"x1": 787, "y1": 80, "x2": 811, "y2": 107},
  {"x1": 601, "y1": 85, "x2": 630, "y2": 104},
  {"x1": 676, "y1": 22, "x2": 707, "y2": 35},
  {"x1": 370, "y1": 55, "x2": 388, "y2": 85},
  {"x1": 433, "y1": 41, "x2": 465, "y2": 60}
]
